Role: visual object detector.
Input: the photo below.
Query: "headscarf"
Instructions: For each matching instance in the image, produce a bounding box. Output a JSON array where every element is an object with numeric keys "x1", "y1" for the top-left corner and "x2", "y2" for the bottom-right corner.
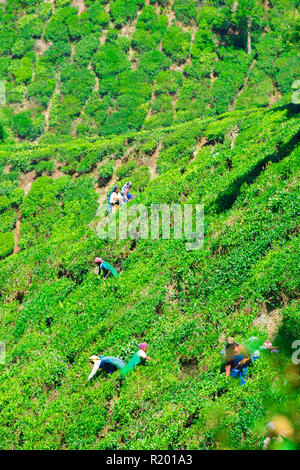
[
  {"x1": 139, "y1": 342, "x2": 148, "y2": 350},
  {"x1": 121, "y1": 181, "x2": 132, "y2": 195},
  {"x1": 107, "y1": 185, "x2": 118, "y2": 213}
]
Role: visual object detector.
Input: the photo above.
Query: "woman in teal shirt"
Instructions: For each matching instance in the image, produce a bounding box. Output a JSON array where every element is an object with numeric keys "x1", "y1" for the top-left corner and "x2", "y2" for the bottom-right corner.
[{"x1": 121, "y1": 343, "x2": 153, "y2": 379}]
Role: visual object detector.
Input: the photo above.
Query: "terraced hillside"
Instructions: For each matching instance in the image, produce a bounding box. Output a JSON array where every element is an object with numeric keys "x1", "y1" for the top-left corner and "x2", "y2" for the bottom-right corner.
[
  {"x1": 0, "y1": 95, "x2": 299, "y2": 449},
  {"x1": 0, "y1": 0, "x2": 299, "y2": 143}
]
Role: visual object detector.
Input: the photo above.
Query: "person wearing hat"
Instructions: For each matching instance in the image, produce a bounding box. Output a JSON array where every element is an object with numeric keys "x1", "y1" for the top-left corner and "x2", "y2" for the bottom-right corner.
[
  {"x1": 88, "y1": 355, "x2": 125, "y2": 381},
  {"x1": 121, "y1": 343, "x2": 153, "y2": 379},
  {"x1": 94, "y1": 257, "x2": 119, "y2": 279}
]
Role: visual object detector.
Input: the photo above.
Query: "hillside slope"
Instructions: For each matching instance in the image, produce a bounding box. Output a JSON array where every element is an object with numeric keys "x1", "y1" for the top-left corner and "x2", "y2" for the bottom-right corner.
[
  {"x1": 0, "y1": 99, "x2": 299, "y2": 449},
  {"x1": 0, "y1": 0, "x2": 299, "y2": 143}
]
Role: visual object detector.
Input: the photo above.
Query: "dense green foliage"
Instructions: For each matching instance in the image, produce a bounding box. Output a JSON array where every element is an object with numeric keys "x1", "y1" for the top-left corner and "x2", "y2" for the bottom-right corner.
[
  {"x1": 0, "y1": 99, "x2": 299, "y2": 449},
  {"x1": 0, "y1": 0, "x2": 298, "y2": 142},
  {"x1": 0, "y1": 0, "x2": 299, "y2": 452}
]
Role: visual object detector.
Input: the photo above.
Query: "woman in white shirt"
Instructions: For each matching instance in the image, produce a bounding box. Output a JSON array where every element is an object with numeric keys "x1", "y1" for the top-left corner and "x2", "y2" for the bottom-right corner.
[{"x1": 109, "y1": 186, "x2": 123, "y2": 206}]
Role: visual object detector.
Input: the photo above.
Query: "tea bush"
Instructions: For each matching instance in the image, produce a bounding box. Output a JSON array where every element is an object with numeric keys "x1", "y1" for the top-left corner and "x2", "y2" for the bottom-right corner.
[
  {"x1": 0, "y1": 0, "x2": 298, "y2": 141},
  {"x1": 173, "y1": 0, "x2": 198, "y2": 25},
  {"x1": 0, "y1": 231, "x2": 14, "y2": 259},
  {"x1": 92, "y1": 42, "x2": 131, "y2": 79},
  {"x1": 97, "y1": 160, "x2": 114, "y2": 186},
  {"x1": 35, "y1": 160, "x2": 55, "y2": 176},
  {"x1": 0, "y1": 209, "x2": 17, "y2": 232},
  {"x1": 0, "y1": 0, "x2": 299, "y2": 452},
  {"x1": 116, "y1": 160, "x2": 137, "y2": 179},
  {"x1": 110, "y1": 0, "x2": 144, "y2": 27},
  {"x1": 0, "y1": 195, "x2": 11, "y2": 213},
  {"x1": 162, "y1": 26, "x2": 191, "y2": 64}
]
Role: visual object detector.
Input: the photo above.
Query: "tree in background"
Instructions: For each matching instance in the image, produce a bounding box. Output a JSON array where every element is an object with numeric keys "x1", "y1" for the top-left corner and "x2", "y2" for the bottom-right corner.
[{"x1": 233, "y1": 0, "x2": 264, "y2": 54}]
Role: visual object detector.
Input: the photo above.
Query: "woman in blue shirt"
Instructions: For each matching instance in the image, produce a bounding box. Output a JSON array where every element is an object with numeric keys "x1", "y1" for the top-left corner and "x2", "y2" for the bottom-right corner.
[{"x1": 225, "y1": 341, "x2": 251, "y2": 386}]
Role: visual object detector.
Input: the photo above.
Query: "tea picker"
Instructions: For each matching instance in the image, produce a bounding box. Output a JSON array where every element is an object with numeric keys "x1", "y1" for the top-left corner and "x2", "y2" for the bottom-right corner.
[
  {"x1": 121, "y1": 343, "x2": 154, "y2": 379},
  {"x1": 121, "y1": 181, "x2": 135, "y2": 203},
  {"x1": 94, "y1": 257, "x2": 119, "y2": 279},
  {"x1": 88, "y1": 355, "x2": 125, "y2": 381}
]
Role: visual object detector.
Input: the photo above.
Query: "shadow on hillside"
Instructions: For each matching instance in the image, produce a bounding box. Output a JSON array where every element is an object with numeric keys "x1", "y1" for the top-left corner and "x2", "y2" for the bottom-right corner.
[
  {"x1": 269, "y1": 102, "x2": 300, "y2": 119},
  {"x1": 213, "y1": 129, "x2": 300, "y2": 214}
]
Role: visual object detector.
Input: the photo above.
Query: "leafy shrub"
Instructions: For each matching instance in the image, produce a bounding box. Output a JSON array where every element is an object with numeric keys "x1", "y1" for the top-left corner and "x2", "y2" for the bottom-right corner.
[
  {"x1": 27, "y1": 78, "x2": 56, "y2": 108},
  {"x1": 116, "y1": 160, "x2": 137, "y2": 179},
  {"x1": 151, "y1": 95, "x2": 173, "y2": 114},
  {"x1": 235, "y1": 68, "x2": 274, "y2": 110},
  {"x1": 16, "y1": 13, "x2": 43, "y2": 40},
  {"x1": 67, "y1": 12, "x2": 92, "y2": 41},
  {"x1": 92, "y1": 42, "x2": 131, "y2": 79},
  {"x1": 136, "y1": 5, "x2": 168, "y2": 37},
  {"x1": 155, "y1": 70, "x2": 183, "y2": 95},
  {"x1": 191, "y1": 29, "x2": 216, "y2": 57},
  {"x1": 87, "y1": 0, "x2": 110, "y2": 28},
  {"x1": 6, "y1": 82, "x2": 26, "y2": 104},
  {"x1": 11, "y1": 38, "x2": 35, "y2": 58},
  {"x1": 106, "y1": 28, "x2": 119, "y2": 42},
  {"x1": 0, "y1": 123, "x2": 5, "y2": 141},
  {"x1": 41, "y1": 41, "x2": 71, "y2": 65},
  {"x1": 0, "y1": 209, "x2": 17, "y2": 232},
  {"x1": 44, "y1": 14, "x2": 69, "y2": 43},
  {"x1": 39, "y1": 2, "x2": 53, "y2": 21},
  {"x1": 291, "y1": 80, "x2": 300, "y2": 105},
  {"x1": 85, "y1": 93, "x2": 113, "y2": 118},
  {"x1": 173, "y1": 0, "x2": 198, "y2": 25},
  {"x1": 12, "y1": 112, "x2": 34, "y2": 140},
  {"x1": 9, "y1": 188, "x2": 24, "y2": 207},
  {"x1": 255, "y1": 33, "x2": 284, "y2": 78},
  {"x1": 110, "y1": 0, "x2": 144, "y2": 27},
  {"x1": 49, "y1": 94, "x2": 81, "y2": 135},
  {"x1": 138, "y1": 139, "x2": 158, "y2": 154},
  {"x1": 115, "y1": 36, "x2": 131, "y2": 53},
  {"x1": 60, "y1": 64, "x2": 95, "y2": 105},
  {"x1": 129, "y1": 164, "x2": 150, "y2": 191},
  {"x1": 44, "y1": 6, "x2": 84, "y2": 42},
  {"x1": 275, "y1": 55, "x2": 300, "y2": 94},
  {"x1": 100, "y1": 98, "x2": 148, "y2": 136},
  {"x1": 150, "y1": 0, "x2": 168, "y2": 5},
  {"x1": 176, "y1": 79, "x2": 210, "y2": 122},
  {"x1": 210, "y1": 49, "x2": 252, "y2": 114},
  {"x1": 162, "y1": 26, "x2": 191, "y2": 64},
  {"x1": 144, "y1": 112, "x2": 173, "y2": 130},
  {"x1": 8, "y1": 57, "x2": 33, "y2": 84},
  {"x1": 74, "y1": 35, "x2": 99, "y2": 67},
  {"x1": 98, "y1": 160, "x2": 114, "y2": 186},
  {"x1": 0, "y1": 231, "x2": 14, "y2": 259},
  {"x1": 131, "y1": 29, "x2": 159, "y2": 54},
  {"x1": 0, "y1": 195, "x2": 10, "y2": 213},
  {"x1": 138, "y1": 50, "x2": 171, "y2": 80},
  {"x1": 1, "y1": 3, "x2": 300, "y2": 452},
  {"x1": 35, "y1": 160, "x2": 55, "y2": 176},
  {"x1": 61, "y1": 161, "x2": 78, "y2": 175},
  {"x1": 276, "y1": 301, "x2": 300, "y2": 346}
]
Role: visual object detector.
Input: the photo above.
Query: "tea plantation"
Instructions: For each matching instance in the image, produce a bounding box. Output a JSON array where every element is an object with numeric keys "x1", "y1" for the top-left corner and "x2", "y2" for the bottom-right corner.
[
  {"x1": 0, "y1": 0, "x2": 299, "y2": 451},
  {"x1": 0, "y1": 0, "x2": 299, "y2": 142}
]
